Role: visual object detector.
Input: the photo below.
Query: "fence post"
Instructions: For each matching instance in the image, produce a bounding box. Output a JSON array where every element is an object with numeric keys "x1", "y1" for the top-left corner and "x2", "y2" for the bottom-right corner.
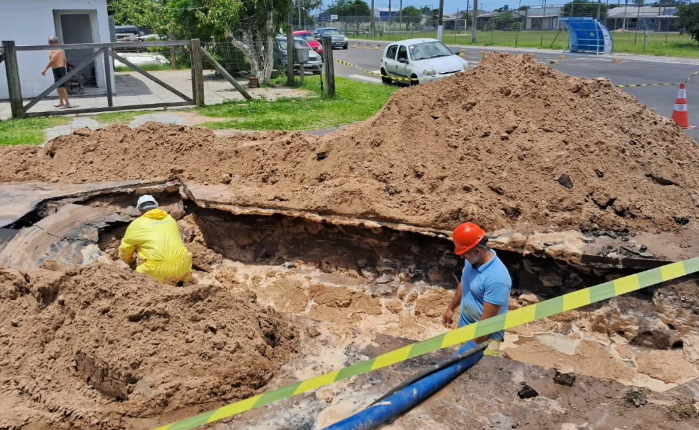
[
  {"x1": 103, "y1": 47, "x2": 113, "y2": 107},
  {"x1": 190, "y1": 39, "x2": 205, "y2": 107},
  {"x1": 2, "y1": 41, "x2": 25, "y2": 119},
  {"x1": 286, "y1": 18, "x2": 295, "y2": 86},
  {"x1": 321, "y1": 37, "x2": 335, "y2": 97}
]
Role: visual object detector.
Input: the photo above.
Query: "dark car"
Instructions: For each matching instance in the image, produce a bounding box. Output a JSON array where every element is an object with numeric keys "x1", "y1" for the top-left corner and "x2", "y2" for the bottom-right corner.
[
  {"x1": 115, "y1": 25, "x2": 141, "y2": 40},
  {"x1": 315, "y1": 28, "x2": 349, "y2": 49},
  {"x1": 274, "y1": 37, "x2": 323, "y2": 74}
]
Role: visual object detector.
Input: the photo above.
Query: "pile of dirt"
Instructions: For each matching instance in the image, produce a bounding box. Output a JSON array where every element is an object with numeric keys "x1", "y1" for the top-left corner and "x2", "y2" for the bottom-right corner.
[
  {"x1": 2, "y1": 53, "x2": 699, "y2": 233},
  {"x1": 0, "y1": 264, "x2": 297, "y2": 430}
]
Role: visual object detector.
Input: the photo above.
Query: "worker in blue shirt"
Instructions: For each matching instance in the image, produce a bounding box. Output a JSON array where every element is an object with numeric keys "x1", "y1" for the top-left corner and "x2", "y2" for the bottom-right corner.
[{"x1": 443, "y1": 222, "x2": 512, "y2": 357}]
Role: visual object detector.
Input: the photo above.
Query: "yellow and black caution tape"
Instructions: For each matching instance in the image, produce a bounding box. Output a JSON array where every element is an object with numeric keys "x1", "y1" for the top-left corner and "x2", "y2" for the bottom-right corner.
[
  {"x1": 616, "y1": 82, "x2": 682, "y2": 88},
  {"x1": 334, "y1": 58, "x2": 418, "y2": 83},
  {"x1": 617, "y1": 69, "x2": 699, "y2": 88},
  {"x1": 685, "y1": 69, "x2": 699, "y2": 84},
  {"x1": 152, "y1": 257, "x2": 699, "y2": 430}
]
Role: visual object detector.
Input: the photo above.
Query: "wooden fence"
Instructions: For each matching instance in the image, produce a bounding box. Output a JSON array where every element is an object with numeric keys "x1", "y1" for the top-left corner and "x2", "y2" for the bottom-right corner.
[{"x1": 1, "y1": 39, "x2": 251, "y2": 119}]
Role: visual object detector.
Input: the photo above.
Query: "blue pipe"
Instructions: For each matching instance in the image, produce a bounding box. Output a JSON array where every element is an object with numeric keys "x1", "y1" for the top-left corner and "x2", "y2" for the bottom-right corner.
[{"x1": 321, "y1": 341, "x2": 483, "y2": 430}]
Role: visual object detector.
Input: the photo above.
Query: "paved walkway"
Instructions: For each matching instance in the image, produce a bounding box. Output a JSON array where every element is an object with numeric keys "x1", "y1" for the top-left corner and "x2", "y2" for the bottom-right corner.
[{"x1": 1, "y1": 70, "x2": 311, "y2": 120}]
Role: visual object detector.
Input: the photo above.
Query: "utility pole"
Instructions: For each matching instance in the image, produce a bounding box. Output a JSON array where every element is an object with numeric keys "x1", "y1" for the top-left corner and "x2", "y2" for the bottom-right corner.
[
  {"x1": 623, "y1": 0, "x2": 628, "y2": 31},
  {"x1": 471, "y1": 0, "x2": 478, "y2": 42},
  {"x1": 371, "y1": 0, "x2": 375, "y2": 38},
  {"x1": 400, "y1": 0, "x2": 403, "y2": 31},
  {"x1": 438, "y1": 0, "x2": 445, "y2": 41},
  {"x1": 597, "y1": 1, "x2": 602, "y2": 20},
  {"x1": 298, "y1": 0, "x2": 302, "y2": 30},
  {"x1": 389, "y1": 0, "x2": 392, "y2": 32}
]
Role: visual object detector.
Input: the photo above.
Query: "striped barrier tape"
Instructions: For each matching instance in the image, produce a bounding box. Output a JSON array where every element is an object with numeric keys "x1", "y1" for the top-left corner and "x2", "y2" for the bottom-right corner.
[
  {"x1": 616, "y1": 82, "x2": 682, "y2": 88},
  {"x1": 616, "y1": 70, "x2": 699, "y2": 88},
  {"x1": 152, "y1": 256, "x2": 699, "y2": 430},
  {"x1": 334, "y1": 58, "x2": 418, "y2": 83}
]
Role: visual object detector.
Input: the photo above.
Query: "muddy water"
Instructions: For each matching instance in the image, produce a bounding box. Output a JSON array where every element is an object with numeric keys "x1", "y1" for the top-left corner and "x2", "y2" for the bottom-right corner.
[{"x1": 94, "y1": 201, "x2": 699, "y2": 393}]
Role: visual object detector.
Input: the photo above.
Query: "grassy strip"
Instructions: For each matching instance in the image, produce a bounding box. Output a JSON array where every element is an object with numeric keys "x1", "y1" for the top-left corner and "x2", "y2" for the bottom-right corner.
[
  {"x1": 196, "y1": 75, "x2": 398, "y2": 131},
  {"x1": 94, "y1": 111, "x2": 155, "y2": 124},
  {"x1": 0, "y1": 117, "x2": 72, "y2": 146},
  {"x1": 0, "y1": 111, "x2": 156, "y2": 147},
  {"x1": 354, "y1": 31, "x2": 699, "y2": 59}
]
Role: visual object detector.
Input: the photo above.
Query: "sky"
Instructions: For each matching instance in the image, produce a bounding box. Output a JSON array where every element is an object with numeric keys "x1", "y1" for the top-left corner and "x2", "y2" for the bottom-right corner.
[{"x1": 318, "y1": 0, "x2": 639, "y2": 14}]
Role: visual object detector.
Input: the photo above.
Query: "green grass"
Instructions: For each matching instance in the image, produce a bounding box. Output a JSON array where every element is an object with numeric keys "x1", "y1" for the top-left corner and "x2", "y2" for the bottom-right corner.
[
  {"x1": 115, "y1": 64, "x2": 190, "y2": 73},
  {"x1": 0, "y1": 117, "x2": 72, "y2": 146},
  {"x1": 195, "y1": 75, "x2": 398, "y2": 131},
  {"x1": 0, "y1": 111, "x2": 156, "y2": 147},
  {"x1": 94, "y1": 110, "x2": 155, "y2": 124},
  {"x1": 354, "y1": 31, "x2": 699, "y2": 59}
]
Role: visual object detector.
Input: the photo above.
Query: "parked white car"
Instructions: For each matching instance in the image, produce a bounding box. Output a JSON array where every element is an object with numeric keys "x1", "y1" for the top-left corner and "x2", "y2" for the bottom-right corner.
[{"x1": 380, "y1": 38, "x2": 468, "y2": 85}]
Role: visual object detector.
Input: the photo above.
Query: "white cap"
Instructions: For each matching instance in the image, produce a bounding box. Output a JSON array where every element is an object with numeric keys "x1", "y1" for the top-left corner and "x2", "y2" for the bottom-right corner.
[{"x1": 136, "y1": 195, "x2": 158, "y2": 212}]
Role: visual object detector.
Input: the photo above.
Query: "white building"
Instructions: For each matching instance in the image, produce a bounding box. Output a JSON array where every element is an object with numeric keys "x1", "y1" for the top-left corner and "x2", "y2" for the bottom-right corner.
[
  {"x1": 0, "y1": 0, "x2": 112, "y2": 99},
  {"x1": 525, "y1": 6, "x2": 563, "y2": 31}
]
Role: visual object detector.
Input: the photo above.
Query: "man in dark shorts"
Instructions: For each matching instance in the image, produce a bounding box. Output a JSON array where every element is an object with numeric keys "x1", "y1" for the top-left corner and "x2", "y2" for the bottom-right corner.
[{"x1": 41, "y1": 36, "x2": 71, "y2": 108}]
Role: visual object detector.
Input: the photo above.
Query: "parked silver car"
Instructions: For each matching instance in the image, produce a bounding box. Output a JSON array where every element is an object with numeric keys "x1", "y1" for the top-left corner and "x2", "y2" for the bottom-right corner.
[
  {"x1": 274, "y1": 37, "x2": 323, "y2": 74},
  {"x1": 380, "y1": 38, "x2": 468, "y2": 85}
]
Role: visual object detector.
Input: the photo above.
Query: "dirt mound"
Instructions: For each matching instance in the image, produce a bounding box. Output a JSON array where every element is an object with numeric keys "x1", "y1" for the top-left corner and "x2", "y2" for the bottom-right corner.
[
  {"x1": 2, "y1": 53, "x2": 698, "y2": 233},
  {"x1": 0, "y1": 264, "x2": 297, "y2": 430}
]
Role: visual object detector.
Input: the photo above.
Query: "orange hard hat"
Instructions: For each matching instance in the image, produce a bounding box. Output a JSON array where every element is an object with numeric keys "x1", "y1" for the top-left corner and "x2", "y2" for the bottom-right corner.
[{"x1": 453, "y1": 222, "x2": 487, "y2": 256}]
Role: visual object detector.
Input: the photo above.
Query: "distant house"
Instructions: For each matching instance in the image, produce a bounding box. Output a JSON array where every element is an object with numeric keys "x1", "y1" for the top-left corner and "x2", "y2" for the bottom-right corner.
[
  {"x1": 443, "y1": 11, "x2": 489, "y2": 31},
  {"x1": 476, "y1": 10, "x2": 526, "y2": 30},
  {"x1": 0, "y1": 0, "x2": 112, "y2": 99},
  {"x1": 606, "y1": 6, "x2": 679, "y2": 31},
  {"x1": 525, "y1": 6, "x2": 563, "y2": 30}
]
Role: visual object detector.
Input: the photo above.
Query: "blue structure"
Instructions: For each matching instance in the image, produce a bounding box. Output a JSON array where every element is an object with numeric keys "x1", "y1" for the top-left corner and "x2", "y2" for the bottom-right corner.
[
  {"x1": 321, "y1": 342, "x2": 483, "y2": 430},
  {"x1": 559, "y1": 17, "x2": 613, "y2": 55},
  {"x1": 379, "y1": 11, "x2": 398, "y2": 22}
]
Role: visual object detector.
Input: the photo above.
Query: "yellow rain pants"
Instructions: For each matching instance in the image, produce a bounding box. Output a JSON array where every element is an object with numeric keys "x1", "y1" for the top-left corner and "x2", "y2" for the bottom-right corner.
[{"x1": 119, "y1": 209, "x2": 192, "y2": 284}]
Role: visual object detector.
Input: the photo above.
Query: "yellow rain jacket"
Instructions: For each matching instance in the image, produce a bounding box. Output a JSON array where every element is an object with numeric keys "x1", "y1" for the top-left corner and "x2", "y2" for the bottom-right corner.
[{"x1": 119, "y1": 209, "x2": 192, "y2": 284}]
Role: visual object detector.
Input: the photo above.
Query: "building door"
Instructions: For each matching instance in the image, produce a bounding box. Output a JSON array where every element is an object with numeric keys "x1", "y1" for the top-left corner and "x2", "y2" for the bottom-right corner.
[{"x1": 55, "y1": 12, "x2": 97, "y2": 86}]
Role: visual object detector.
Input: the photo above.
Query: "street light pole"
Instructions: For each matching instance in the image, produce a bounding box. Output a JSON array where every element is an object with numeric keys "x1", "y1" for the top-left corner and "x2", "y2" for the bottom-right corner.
[
  {"x1": 298, "y1": 0, "x2": 302, "y2": 30},
  {"x1": 371, "y1": 0, "x2": 375, "y2": 38},
  {"x1": 438, "y1": 0, "x2": 445, "y2": 41},
  {"x1": 471, "y1": 0, "x2": 478, "y2": 42}
]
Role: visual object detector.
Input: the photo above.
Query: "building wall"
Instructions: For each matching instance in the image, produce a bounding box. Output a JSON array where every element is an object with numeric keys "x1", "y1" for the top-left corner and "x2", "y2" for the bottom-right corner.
[{"x1": 0, "y1": 0, "x2": 110, "y2": 100}]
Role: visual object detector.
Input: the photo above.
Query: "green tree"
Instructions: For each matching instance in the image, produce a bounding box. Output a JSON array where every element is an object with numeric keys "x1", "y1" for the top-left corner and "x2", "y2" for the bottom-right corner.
[
  {"x1": 167, "y1": 0, "x2": 293, "y2": 83},
  {"x1": 562, "y1": 0, "x2": 608, "y2": 19},
  {"x1": 650, "y1": 0, "x2": 688, "y2": 6},
  {"x1": 295, "y1": 0, "x2": 323, "y2": 27},
  {"x1": 678, "y1": 3, "x2": 699, "y2": 42},
  {"x1": 107, "y1": 0, "x2": 169, "y2": 32},
  {"x1": 326, "y1": 0, "x2": 371, "y2": 17},
  {"x1": 401, "y1": 6, "x2": 423, "y2": 27}
]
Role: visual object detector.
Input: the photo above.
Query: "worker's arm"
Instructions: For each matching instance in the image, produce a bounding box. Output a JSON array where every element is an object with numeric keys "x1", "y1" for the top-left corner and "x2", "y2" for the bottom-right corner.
[
  {"x1": 472, "y1": 302, "x2": 503, "y2": 344},
  {"x1": 118, "y1": 238, "x2": 136, "y2": 264},
  {"x1": 118, "y1": 222, "x2": 142, "y2": 264},
  {"x1": 442, "y1": 281, "x2": 463, "y2": 328}
]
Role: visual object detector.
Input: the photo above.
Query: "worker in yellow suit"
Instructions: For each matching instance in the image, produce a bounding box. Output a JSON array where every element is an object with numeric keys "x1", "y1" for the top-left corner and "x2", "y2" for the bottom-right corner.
[{"x1": 119, "y1": 195, "x2": 192, "y2": 284}]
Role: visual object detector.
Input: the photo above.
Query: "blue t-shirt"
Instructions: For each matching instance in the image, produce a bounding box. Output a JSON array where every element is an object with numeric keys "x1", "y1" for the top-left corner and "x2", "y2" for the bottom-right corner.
[{"x1": 458, "y1": 250, "x2": 512, "y2": 341}]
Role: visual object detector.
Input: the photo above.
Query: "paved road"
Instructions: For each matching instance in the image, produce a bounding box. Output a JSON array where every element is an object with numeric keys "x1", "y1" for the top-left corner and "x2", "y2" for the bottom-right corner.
[{"x1": 332, "y1": 42, "x2": 699, "y2": 141}]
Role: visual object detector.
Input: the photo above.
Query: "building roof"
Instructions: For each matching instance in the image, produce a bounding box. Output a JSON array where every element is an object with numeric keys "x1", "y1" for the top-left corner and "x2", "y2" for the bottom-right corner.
[{"x1": 607, "y1": 6, "x2": 678, "y2": 19}]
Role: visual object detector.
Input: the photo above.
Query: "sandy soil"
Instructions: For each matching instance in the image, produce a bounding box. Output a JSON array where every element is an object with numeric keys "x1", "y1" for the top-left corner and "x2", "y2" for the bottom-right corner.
[
  {"x1": 2, "y1": 54, "x2": 698, "y2": 235},
  {"x1": 0, "y1": 264, "x2": 297, "y2": 430}
]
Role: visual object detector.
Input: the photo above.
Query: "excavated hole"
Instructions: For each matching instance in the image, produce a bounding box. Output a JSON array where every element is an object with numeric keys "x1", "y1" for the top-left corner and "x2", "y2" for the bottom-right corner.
[
  {"x1": 89, "y1": 192, "x2": 647, "y2": 318},
  {"x1": 87, "y1": 191, "x2": 699, "y2": 387}
]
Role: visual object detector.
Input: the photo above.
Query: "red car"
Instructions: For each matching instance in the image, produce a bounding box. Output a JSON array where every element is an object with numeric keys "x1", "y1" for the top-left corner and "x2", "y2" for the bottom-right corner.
[{"x1": 293, "y1": 30, "x2": 323, "y2": 55}]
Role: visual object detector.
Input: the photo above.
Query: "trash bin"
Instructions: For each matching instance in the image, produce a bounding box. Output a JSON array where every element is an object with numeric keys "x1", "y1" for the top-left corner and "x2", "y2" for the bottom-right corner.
[{"x1": 295, "y1": 45, "x2": 310, "y2": 64}]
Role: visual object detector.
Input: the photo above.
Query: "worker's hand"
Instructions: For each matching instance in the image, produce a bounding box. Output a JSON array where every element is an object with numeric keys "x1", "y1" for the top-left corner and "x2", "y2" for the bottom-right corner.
[
  {"x1": 41, "y1": 69, "x2": 47, "y2": 76},
  {"x1": 442, "y1": 308, "x2": 454, "y2": 329}
]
